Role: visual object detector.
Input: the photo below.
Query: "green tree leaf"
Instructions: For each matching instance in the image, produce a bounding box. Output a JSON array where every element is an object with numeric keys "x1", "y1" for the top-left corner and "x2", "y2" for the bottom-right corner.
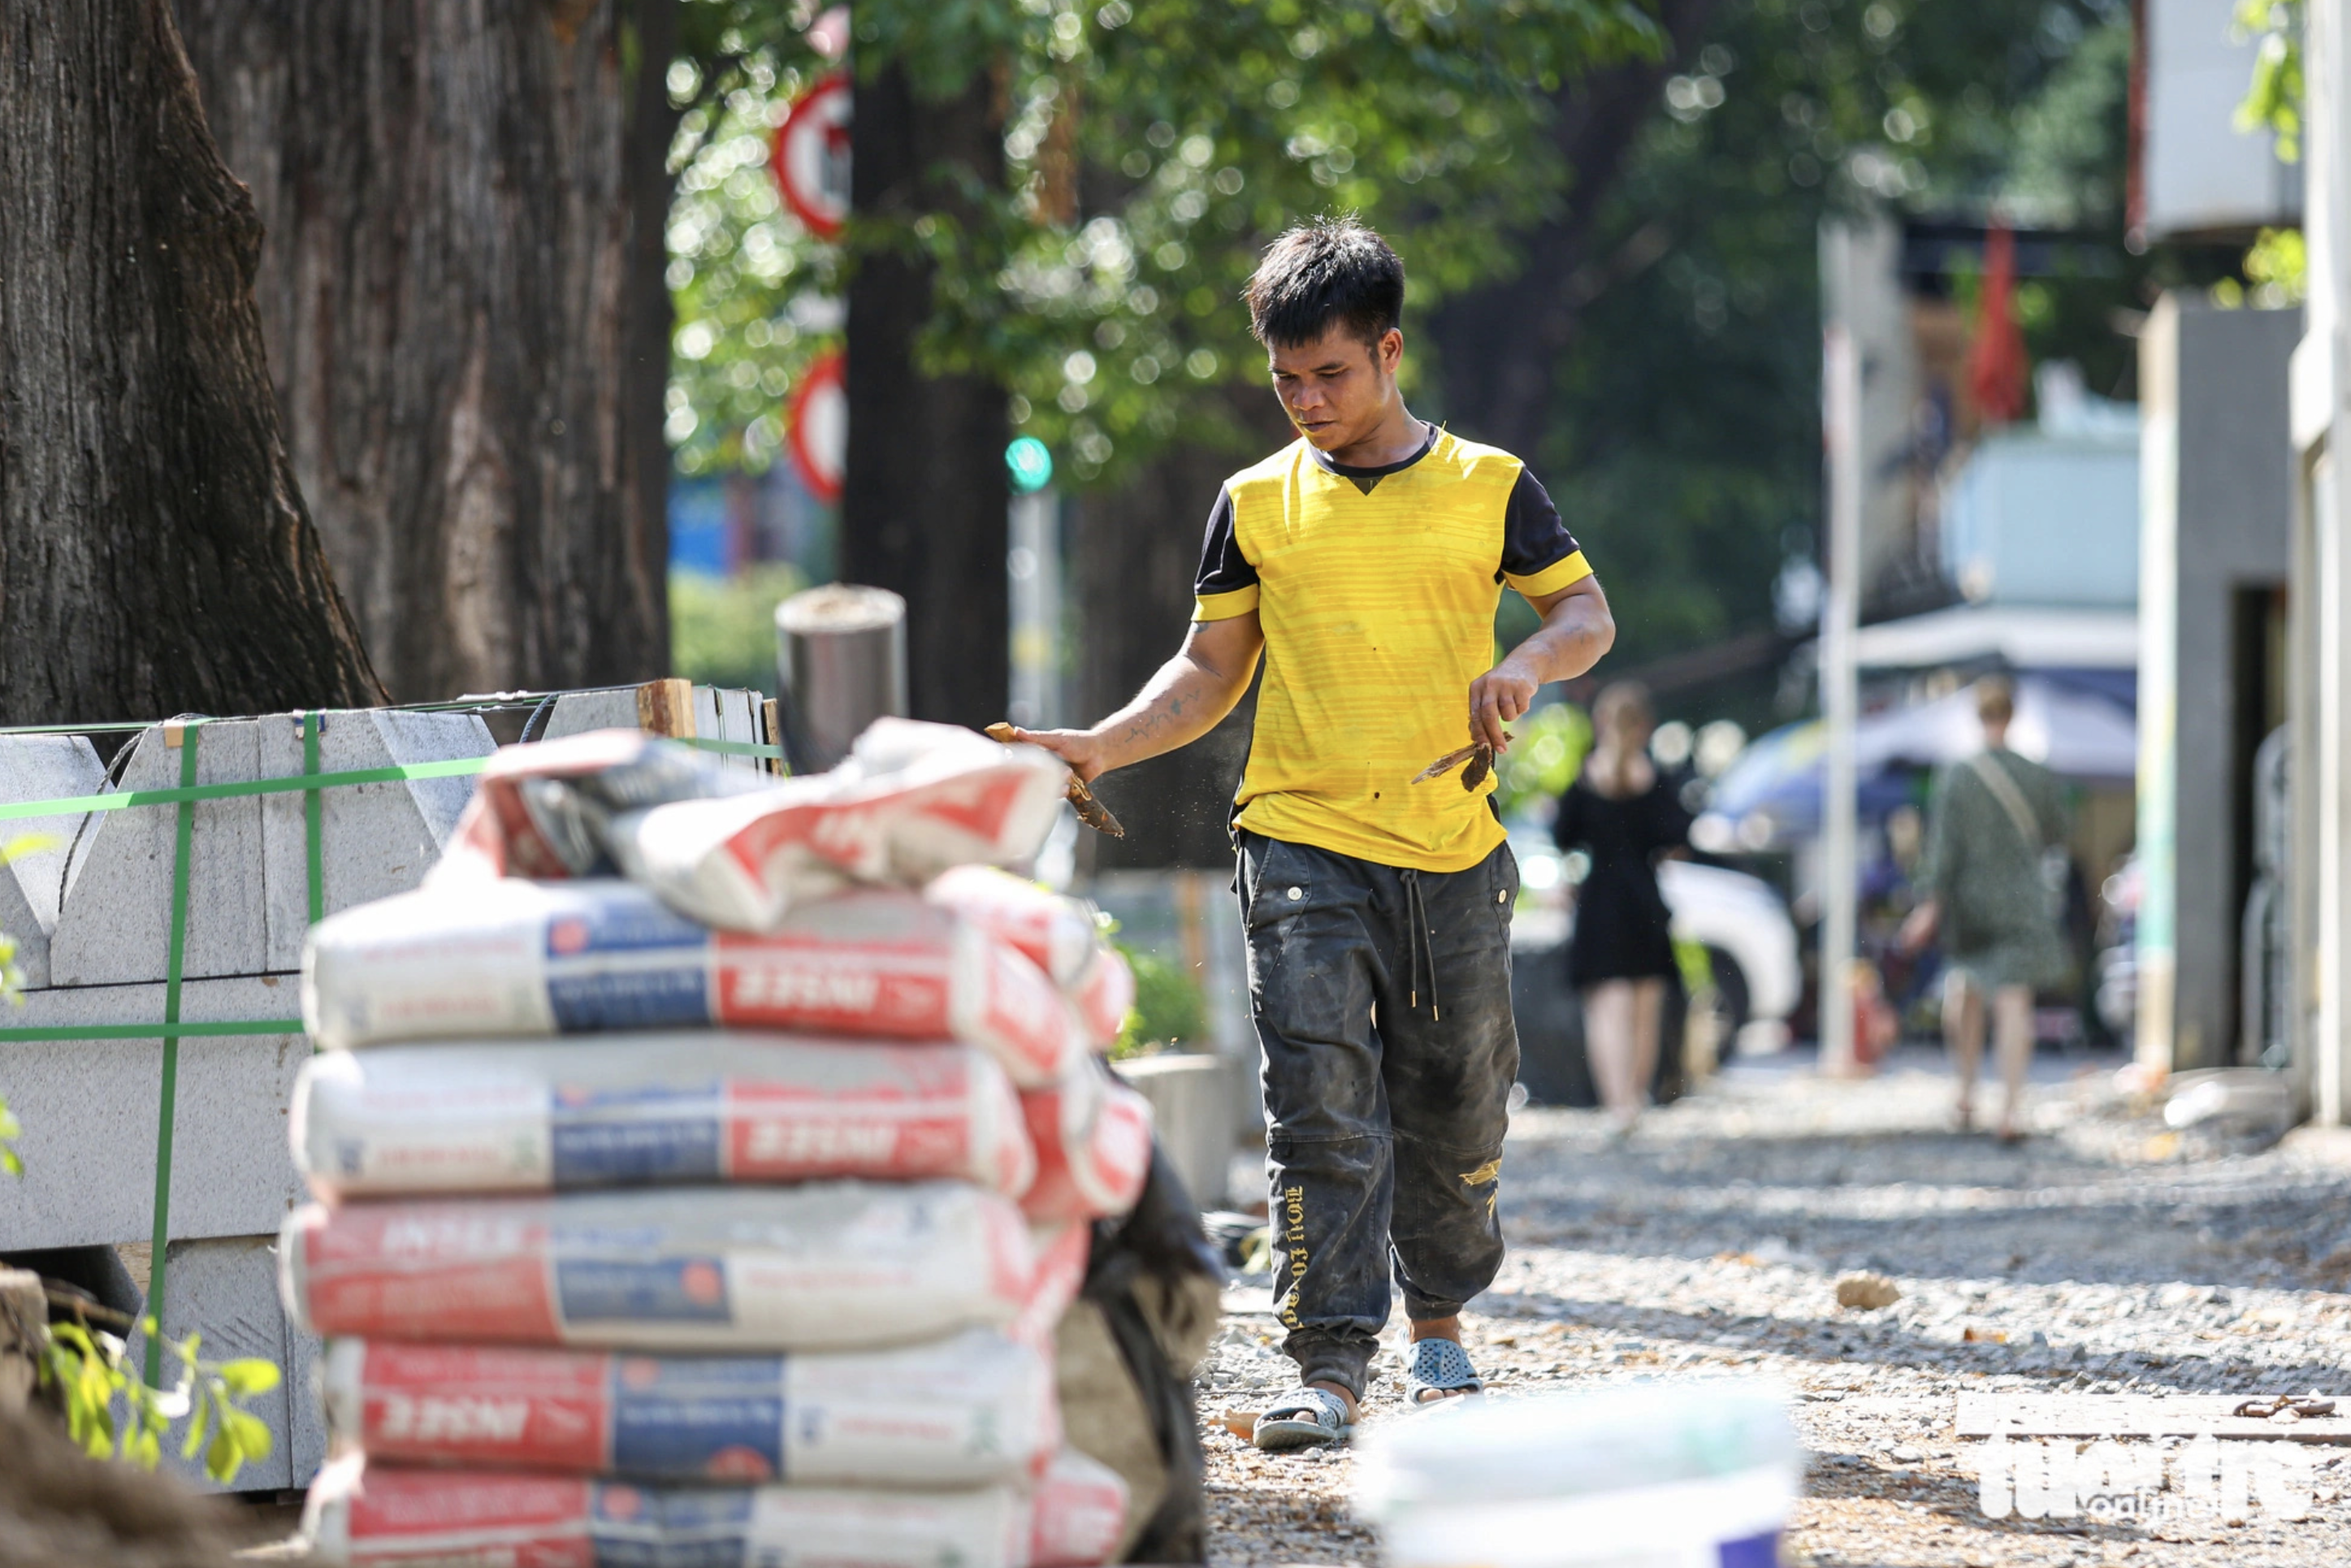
[{"x1": 217, "y1": 1358, "x2": 283, "y2": 1397}]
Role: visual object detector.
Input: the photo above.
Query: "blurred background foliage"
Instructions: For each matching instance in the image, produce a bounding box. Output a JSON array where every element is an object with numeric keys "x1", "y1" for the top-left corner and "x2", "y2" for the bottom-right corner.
[
  {"x1": 1111, "y1": 941, "x2": 1210, "y2": 1059},
  {"x1": 666, "y1": 0, "x2": 1661, "y2": 484},
  {"x1": 670, "y1": 562, "x2": 807, "y2": 691},
  {"x1": 666, "y1": 0, "x2": 2250, "y2": 726},
  {"x1": 1492, "y1": 702, "x2": 1595, "y2": 820}
]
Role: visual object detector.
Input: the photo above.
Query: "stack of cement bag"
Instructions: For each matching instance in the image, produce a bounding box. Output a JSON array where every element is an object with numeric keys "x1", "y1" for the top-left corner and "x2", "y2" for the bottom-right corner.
[{"x1": 281, "y1": 721, "x2": 1153, "y2": 1567}]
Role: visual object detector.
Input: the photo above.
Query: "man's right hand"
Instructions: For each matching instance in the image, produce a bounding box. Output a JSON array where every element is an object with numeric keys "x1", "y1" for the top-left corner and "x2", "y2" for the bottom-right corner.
[{"x1": 997, "y1": 725, "x2": 1112, "y2": 783}]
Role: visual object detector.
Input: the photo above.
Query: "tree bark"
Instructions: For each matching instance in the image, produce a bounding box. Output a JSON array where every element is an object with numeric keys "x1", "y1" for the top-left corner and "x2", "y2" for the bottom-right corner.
[
  {"x1": 0, "y1": 0, "x2": 383, "y2": 726},
  {"x1": 1430, "y1": 0, "x2": 1719, "y2": 456},
  {"x1": 622, "y1": 0, "x2": 682, "y2": 662},
  {"x1": 1071, "y1": 441, "x2": 1259, "y2": 873},
  {"x1": 842, "y1": 63, "x2": 1009, "y2": 729},
  {"x1": 175, "y1": 0, "x2": 667, "y2": 703}
]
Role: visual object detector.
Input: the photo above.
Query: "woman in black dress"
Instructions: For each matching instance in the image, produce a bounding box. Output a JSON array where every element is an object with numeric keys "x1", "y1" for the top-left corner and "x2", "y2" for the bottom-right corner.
[{"x1": 1552, "y1": 682, "x2": 1691, "y2": 1133}]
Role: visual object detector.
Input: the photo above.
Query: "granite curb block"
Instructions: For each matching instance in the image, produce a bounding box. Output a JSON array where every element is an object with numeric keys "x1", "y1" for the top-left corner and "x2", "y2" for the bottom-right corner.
[
  {"x1": 124, "y1": 1235, "x2": 324, "y2": 1496},
  {"x1": 0, "y1": 973, "x2": 306, "y2": 1251},
  {"x1": 0, "y1": 731, "x2": 105, "y2": 990},
  {"x1": 45, "y1": 712, "x2": 494, "y2": 987}
]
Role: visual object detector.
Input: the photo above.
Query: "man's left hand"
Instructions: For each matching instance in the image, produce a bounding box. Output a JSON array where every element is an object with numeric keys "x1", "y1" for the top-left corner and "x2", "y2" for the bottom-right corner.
[{"x1": 1468, "y1": 660, "x2": 1539, "y2": 752}]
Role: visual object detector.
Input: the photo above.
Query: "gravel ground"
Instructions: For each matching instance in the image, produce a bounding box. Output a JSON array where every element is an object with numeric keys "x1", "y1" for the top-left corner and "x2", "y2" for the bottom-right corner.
[{"x1": 1197, "y1": 1046, "x2": 2351, "y2": 1566}]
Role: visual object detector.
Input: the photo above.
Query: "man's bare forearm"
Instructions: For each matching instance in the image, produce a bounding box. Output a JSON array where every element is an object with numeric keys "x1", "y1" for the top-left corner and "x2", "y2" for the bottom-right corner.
[
  {"x1": 999, "y1": 614, "x2": 1260, "y2": 782},
  {"x1": 1509, "y1": 585, "x2": 1615, "y2": 685},
  {"x1": 1091, "y1": 639, "x2": 1258, "y2": 773},
  {"x1": 1469, "y1": 578, "x2": 1616, "y2": 749}
]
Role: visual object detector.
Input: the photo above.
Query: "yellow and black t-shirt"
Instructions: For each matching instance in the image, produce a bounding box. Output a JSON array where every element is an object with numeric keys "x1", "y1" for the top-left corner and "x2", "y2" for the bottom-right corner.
[{"x1": 1193, "y1": 425, "x2": 1591, "y2": 873}]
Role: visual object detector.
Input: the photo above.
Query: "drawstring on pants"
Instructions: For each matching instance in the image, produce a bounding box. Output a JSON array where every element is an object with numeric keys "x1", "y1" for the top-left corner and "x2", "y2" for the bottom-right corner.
[{"x1": 1401, "y1": 869, "x2": 1440, "y2": 1020}]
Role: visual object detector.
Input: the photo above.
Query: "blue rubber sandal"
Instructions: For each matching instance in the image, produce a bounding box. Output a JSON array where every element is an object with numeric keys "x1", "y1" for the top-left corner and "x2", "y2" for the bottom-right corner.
[
  {"x1": 1405, "y1": 1337, "x2": 1484, "y2": 1404},
  {"x1": 1252, "y1": 1386, "x2": 1353, "y2": 1451}
]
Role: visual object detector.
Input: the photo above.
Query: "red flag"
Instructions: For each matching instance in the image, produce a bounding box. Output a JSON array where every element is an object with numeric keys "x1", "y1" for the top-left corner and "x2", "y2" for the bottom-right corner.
[{"x1": 1967, "y1": 223, "x2": 2029, "y2": 425}]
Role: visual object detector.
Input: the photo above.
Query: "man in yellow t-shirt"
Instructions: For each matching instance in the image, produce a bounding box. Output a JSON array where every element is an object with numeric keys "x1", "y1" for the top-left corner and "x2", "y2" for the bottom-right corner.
[{"x1": 1009, "y1": 219, "x2": 1614, "y2": 1449}]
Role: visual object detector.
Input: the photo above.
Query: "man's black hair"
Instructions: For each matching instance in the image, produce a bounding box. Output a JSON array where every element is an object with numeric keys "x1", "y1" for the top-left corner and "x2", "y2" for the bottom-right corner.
[{"x1": 1243, "y1": 217, "x2": 1405, "y2": 351}]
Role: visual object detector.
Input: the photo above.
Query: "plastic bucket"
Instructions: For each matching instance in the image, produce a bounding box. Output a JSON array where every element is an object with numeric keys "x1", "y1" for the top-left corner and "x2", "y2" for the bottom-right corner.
[{"x1": 1355, "y1": 1380, "x2": 1802, "y2": 1568}]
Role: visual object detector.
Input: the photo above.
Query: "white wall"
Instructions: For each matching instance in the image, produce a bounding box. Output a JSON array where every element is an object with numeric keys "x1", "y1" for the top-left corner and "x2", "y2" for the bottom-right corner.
[{"x1": 2143, "y1": 0, "x2": 2302, "y2": 236}]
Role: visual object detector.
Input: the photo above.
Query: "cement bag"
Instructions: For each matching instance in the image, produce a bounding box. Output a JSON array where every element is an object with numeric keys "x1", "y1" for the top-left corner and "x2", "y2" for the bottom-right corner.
[
  {"x1": 1020, "y1": 1066, "x2": 1156, "y2": 1224},
  {"x1": 320, "y1": 1328, "x2": 1054, "y2": 1487},
  {"x1": 292, "y1": 1036, "x2": 1033, "y2": 1201},
  {"x1": 926, "y1": 866, "x2": 1137, "y2": 1048},
  {"x1": 924, "y1": 865, "x2": 1098, "y2": 985},
  {"x1": 1031, "y1": 1449, "x2": 1132, "y2": 1568},
  {"x1": 608, "y1": 719, "x2": 1069, "y2": 931},
  {"x1": 302, "y1": 1461, "x2": 1028, "y2": 1568},
  {"x1": 1015, "y1": 1221, "x2": 1093, "y2": 1347},
  {"x1": 1071, "y1": 946, "x2": 1137, "y2": 1050},
  {"x1": 437, "y1": 729, "x2": 773, "y2": 883},
  {"x1": 281, "y1": 1182, "x2": 1032, "y2": 1352},
  {"x1": 304, "y1": 879, "x2": 1084, "y2": 1086}
]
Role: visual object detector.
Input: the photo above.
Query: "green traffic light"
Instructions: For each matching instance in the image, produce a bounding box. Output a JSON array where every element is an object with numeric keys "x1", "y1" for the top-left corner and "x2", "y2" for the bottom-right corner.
[{"x1": 1006, "y1": 435, "x2": 1054, "y2": 494}]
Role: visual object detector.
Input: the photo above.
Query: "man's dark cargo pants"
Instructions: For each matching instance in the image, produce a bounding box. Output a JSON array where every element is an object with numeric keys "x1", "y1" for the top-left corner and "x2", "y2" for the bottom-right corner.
[{"x1": 1235, "y1": 829, "x2": 1520, "y2": 1401}]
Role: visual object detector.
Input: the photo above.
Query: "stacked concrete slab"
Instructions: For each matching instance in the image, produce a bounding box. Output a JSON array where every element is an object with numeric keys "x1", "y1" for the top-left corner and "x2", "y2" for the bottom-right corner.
[
  {"x1": 0, "y1": 691, "x2": 770, "y2": 1492},
  {"x1": 1, "y1": 709, "x2": 494, "y2": 1492},
  {"x1": 540, "y1": 680, "x2": 776, "y2": 773}
]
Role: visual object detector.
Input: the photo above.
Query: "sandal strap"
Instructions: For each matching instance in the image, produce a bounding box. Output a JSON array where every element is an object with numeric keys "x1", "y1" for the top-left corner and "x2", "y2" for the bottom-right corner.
[
  {"x1": 1406, "y1": 1337, "x2": 1483, "y2": 1393},
  {"x1": 1259, "y1": 1386, "x2": 1349, "y2": 1427}
]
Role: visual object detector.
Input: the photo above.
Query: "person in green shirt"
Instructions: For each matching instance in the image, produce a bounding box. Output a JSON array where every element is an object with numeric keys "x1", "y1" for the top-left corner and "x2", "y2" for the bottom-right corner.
[{"x1": 1900, "y1": 678, "x2": 2070, "y2": 1141}]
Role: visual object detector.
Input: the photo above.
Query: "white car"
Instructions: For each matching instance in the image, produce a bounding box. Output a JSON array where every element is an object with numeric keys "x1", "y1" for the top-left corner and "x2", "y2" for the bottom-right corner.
[
  {"x1": 1509, "y1": 829, "x2": 1799, "y2": 1055},
  {"x1": 1658, "y1": 859, "x2": 1800, "y2": 1053}
]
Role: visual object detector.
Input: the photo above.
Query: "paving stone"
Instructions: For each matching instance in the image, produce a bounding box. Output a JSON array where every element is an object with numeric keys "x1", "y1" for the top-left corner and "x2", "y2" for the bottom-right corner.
[
  {"x1": 542, "y1": 683, "x2": 769, "y2": 771},
  {"x1": 0, "y1": 974, "x2": 306, "y2": 1250},
  {"x1": 703, "y1": 683, "x2": 767, "y2": 774},
  {"x1": 254, "y1": 708, "x2": 493, "y2": 971},
  {"x1": 48, "y1": 721, "x2": 270, "y2": 985},
  {"x1": 125, "y1": 1233, "x2": 322, "y2": 1495},
  {"x1": 538, "y1": 687, "x2": 642, "y2": 741},
  {"x1": 0, "y1": 732, "x2": 104, "y2": 990}
]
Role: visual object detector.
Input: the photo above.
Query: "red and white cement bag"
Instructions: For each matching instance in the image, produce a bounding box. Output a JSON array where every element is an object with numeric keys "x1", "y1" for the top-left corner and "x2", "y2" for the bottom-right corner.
[
  {"x1": 302, "y1": 1461, "x2": 1029, "y2": 1568},
  {"x1": 320, "y1": 1328, "x2": 1055, "y2": 1487},
  {"x1": 925, "y1": 866, "x2": 1137, "y2": 1048},
  {"x1": 924, "y1": 865, "x2": 1098, "y2": 985},
  {"x1": 436, "y1": 729, "x2": 774, "y2": 884},
  {"x1": 1030, "y1": 1449, "x2": 1132, "y2": 1568},
  {"x1": 604, "y1": 719, "x2": 1069, "y2": 931},
  {"x1": 1019, "y1": 1066, "x2": 1155, "y2": 1224},
  {"x1": 292, "y1": 1036, "x2": 1033, "y2": 1201},
  {"x1": 303, "y1": 879, "x2": 1085, "y2": 1086},
  {"x1": 1069, "y1": 946, "x2": 1136, "y2": 1049},
  {"x1": 1014, "y1": 1221, "x2": 1093, "y2": 1347},
  {"x1": 280, "y1": 1182, "x2": 1033, "y2": 1352}
]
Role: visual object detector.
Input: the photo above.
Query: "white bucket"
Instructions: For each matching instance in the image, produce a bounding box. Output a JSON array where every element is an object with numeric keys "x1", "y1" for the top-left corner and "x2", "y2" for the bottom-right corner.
[{"x1": 1355, "y1": 1380, "x2": 1802, "y2": 1568}]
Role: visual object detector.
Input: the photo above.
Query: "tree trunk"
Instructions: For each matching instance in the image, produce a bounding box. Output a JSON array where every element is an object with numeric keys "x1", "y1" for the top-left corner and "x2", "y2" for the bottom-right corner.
[
  {"x1": 1429, "y1": 0, "x2": 1718, "y2": 455},
  {"x1": 1071, "y1": 442, "x2": 1259, "y2": 873},
  {"x1": 842, "y1": 63, "x2": 1009, "y2": 729},
  {"x1": 622, "y1": 0, "x2": 682, "y2": 666},
  {"x1": 0, "y1": 0, "x2": 383, "y2": 726},
  {"x1": 174, "y1": 0, "x2": 667, "y2": 702}
]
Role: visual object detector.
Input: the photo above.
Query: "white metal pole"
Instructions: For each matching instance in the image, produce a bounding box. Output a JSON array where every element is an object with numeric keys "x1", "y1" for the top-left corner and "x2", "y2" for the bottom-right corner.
[
  {"x1": 1820, "y1": 325, "x2": 1863, "y2": 1076},
  {"x1": 1007, "y1": 488, "x2": 1061, "y2": 729}
]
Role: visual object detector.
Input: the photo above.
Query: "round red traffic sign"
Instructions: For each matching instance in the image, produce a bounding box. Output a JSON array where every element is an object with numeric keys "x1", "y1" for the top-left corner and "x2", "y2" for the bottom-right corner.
[
  {"x1": 771, "y1": 71, "x2": 851, "y2": 239},
  {"x1": 788, "y1": 348, "x2": 846, "y2": 503}
]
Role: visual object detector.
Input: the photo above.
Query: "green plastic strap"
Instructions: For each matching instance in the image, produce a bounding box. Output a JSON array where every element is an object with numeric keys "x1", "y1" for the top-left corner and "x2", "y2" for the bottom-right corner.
[
  {"x1": 674, "y1": 736, "x2": 786, "y2": 760},
  {"x1": 0, "y1": 1020, "x2": 302, "y2": 1042},
  {"x1": 144, "y1": 722, "x2": 202, "y2": 1386},
  {"x1": 304, "y1": 713, "x2": 324, "y2": 926},
  {"x1": 0, "y1": 755, "x2": 491, "y2": 822}
]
